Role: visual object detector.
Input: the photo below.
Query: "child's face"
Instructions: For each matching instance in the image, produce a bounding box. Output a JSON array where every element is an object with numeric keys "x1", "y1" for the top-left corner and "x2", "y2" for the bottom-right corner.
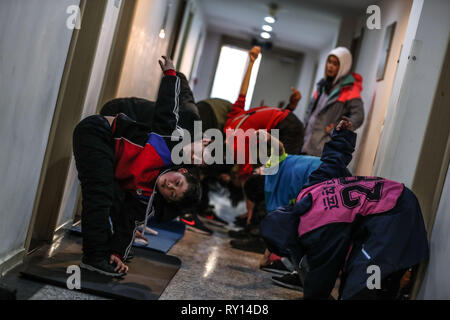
[
  {"x1": 157, "y1": 169, "x2": 188, "y2": 202},
  {"x1": 326, "y1": 55, "x2": 340, "y2": 78}
]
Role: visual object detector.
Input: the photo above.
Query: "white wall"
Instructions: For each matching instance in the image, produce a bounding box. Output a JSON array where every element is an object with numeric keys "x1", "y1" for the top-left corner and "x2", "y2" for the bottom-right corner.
[
  {"x1": 0, "y1": 0, "x2": 79, "y2": 265},
  {"x1": 250, "y1": 52, "x2": 302, "y2": 109},
  {"x1": 117, "y1": 0, "x2": 181, "y2": 100},
  {"x1": 373, "y1": 0, "x2": 450, "y2": 187},
  {"x1": 294, "y1": 50, "x2": 318, "y2": 121},
  {"x1": 176, "y1": 0, "x2": 207, "y2": 84},
  {"x1": 192, "y1": 31, "x2": 222, "y2": 100},
  {"x1": 352, "y1": 0, "x2": 413, "y2": 175},
  {"x1": 418, "y1": 163, "x2": 450, "y2": 299},
  {"x1": 56, "y1": 0, "x2": 122, "y2": 229}
]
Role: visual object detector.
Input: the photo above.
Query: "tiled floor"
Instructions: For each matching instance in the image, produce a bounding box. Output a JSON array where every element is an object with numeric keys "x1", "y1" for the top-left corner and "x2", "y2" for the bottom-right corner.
[
  {"x1": 1, "y1": 187, "x2": 303, "y2": 300},
  {"x1": 160, "y1": 223, "x2": 302, "y2": 300},
  {"x1": 1, "y1": 225, "x2": 302, "y2": 300}
]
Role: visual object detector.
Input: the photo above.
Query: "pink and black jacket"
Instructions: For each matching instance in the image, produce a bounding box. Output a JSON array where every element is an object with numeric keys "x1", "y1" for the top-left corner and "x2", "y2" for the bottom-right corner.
[{"x1": 260, "y1": 129, "x2": 429, "y2": 299}]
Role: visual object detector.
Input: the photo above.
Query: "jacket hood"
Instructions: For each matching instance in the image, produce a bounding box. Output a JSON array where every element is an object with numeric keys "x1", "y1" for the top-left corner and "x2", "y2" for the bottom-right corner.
[{"x1": 325, "y1": 47, "x2": 353, "y2": 85}]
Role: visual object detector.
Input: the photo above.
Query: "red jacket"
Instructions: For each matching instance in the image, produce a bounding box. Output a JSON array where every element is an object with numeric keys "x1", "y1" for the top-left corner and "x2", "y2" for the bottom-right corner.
[
  {"x1": 224, "y1": 94, "x2": 290, "y2": 181},
  {"x1": 111, "y1": 71, "x2": 180, "y2": 199}
]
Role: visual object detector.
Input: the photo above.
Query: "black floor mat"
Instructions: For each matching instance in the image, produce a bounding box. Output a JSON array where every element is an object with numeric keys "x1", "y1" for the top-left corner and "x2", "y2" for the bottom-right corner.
[{"x1": 20, "y1": 234, "x2": 181, "y2": 300}]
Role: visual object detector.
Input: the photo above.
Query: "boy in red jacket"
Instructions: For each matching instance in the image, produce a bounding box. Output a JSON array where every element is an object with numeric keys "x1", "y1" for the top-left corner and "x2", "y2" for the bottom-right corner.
[
  {"x1": 224, "y1": 46, "x2": 305, "y2": 184},
  {"x1": 73, "y1": 56, "x2": 203, "y2": 277}
]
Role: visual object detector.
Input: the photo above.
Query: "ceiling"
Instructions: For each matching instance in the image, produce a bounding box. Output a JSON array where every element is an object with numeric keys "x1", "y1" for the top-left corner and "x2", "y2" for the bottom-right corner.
[{"x1": 197, "y1": 0, "x2": 375, "y2": 52}]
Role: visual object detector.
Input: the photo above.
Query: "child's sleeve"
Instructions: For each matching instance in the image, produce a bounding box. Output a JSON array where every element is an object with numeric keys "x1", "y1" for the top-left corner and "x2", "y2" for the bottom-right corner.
[
  {"x1": 227, "y1": 94, "x2": 246, "y2": 119},
  {"x1": 152, "y1": 71, "x2": 181, "y2": 136},
  {"x1": 306, "y1": 129, "x2": 356, "y2": 185},
  {"x1": 177, "y1": 71, "x2": 200, "y2": 117}
]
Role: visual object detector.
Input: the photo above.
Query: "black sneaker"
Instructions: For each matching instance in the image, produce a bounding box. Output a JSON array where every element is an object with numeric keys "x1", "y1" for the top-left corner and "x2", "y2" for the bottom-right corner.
[
  {"x1": 260, "y1": 259, "x2": 291, "y2": 275},
  {"x1": 80, "y1": 258, "x2": 127, "y2": 277},
  {"x1": 199, "y1": 208, "x2": 229, "y2": 227},
  {"x1": 234, "y1": 214, "x2": 248, "y2": 228},
  {"x1": 180, "y1": 213, "x2": 213, "y2": 235},
  {"x1": 228, "y1": 228, "x2": 250, "y2": 239},
  {"x1": 230, "y1": 237, "x2": 266, "y2": 254},
  {"x1": 228, "y1": 224, "x2": 259, "y2": 239},
  {"x1": 271, "y1": 271, "x2": 303, "y2": 292}
]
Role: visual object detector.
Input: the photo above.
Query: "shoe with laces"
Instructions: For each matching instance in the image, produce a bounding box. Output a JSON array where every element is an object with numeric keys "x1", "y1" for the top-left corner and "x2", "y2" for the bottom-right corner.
[
  {"x1": 180, "y1": 213, "x2": 213, "y2": 235},
  {"x1": 260, "y1": 259, "x2": 291, "y2": 275},
  {"x1": 271, "y1": 271, "x2": 303, "y2": 292},
  {"x1": 80, "y1": 257, "x2": 126, "y2": 277}
]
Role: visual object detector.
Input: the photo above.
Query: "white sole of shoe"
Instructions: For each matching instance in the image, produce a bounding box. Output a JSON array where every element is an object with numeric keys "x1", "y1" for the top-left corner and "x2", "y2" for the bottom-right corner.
[{"x1": 79, "y1": 262, "x2": 125, "y2": 277}]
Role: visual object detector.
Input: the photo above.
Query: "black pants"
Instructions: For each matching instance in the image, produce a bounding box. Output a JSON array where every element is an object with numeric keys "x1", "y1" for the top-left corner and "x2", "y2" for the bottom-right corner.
[
  {"x1": 197, "y1": 101, "x2": 219, "y2": 132},
  {"x1": 348, "y1": 268, "x2": 408, "y2": 300},
  {"x1": 275, "y1": 112, "x2": 305, "y2": 155},
  {"x1": 73, "y1": 115, "x2": 145, "y2": 261}
]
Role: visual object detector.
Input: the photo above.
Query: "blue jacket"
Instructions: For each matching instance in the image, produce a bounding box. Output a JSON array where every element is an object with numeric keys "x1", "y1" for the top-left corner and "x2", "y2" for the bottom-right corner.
[
  {"x1": 265, "y1": 154, "x2": 322, "y2": 212},
  {"x1": 261, "y1": 129, "x2": 429, "y2": 299}
]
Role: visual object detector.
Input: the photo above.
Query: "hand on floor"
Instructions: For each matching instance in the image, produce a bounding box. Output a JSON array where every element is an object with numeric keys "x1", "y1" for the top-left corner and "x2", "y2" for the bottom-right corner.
[{"x1": 110, "y1": 254, "x2": 128, "y2": 274}]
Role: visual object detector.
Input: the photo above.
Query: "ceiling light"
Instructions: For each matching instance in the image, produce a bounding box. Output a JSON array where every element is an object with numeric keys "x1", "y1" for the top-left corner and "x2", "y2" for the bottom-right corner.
[
  {"x1": 264, "y1": 16, "x2": 276, "y2": 24},
  {"x1": 262, "y1": 25, "x2": 273, "y2": 32},
  {"x1": 159, "y1": 29, "x2": 166, "y2": 39},
  {"x1": 260, "y1": 32, "x2": 271, "y2": 39}
]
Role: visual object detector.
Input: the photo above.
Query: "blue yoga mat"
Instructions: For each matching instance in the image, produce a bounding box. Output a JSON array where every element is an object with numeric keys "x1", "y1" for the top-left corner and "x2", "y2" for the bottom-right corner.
[{"x1": 69, "y1": 217, "x2": 185, "y2": 254}]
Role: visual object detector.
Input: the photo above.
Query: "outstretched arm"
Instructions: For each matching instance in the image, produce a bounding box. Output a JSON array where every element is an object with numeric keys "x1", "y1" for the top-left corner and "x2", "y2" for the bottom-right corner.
[
  {"x1": 226, "y1": 46, "x2": 261, "y2": 119},
  {"x1": 153, "y1": 56, "x2": 181, "y2": 136},
  {"x1": 306, "y1": 117, "x2": 355, "y2": 186},
  {"x1": 239, "y1": 46, "x2": 260, "y2": 96}
]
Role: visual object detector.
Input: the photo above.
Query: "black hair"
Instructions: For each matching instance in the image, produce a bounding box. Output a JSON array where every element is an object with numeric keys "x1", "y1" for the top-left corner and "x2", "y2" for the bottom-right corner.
[
  {"x1": 243, "y1": 174, "x2": 265, "y2": 204},
  {"x1": 176, "y1": 169, "x2": 202, "y2": 212}
]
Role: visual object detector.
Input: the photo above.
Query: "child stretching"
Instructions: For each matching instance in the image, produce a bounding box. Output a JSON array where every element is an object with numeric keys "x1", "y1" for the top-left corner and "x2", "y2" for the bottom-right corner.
[
  {"x1": 73, "y1": 56, "x2": 202, "y2": 277},
  {"x1": 224, "y1": 46, "x2": 305, "y2": 184},
  {"x1": 240, "y1": 132, "x2": 321, "y2": 284},
  {"x1": 260, "y1": 117, "x2": 429, "y2": 299}
]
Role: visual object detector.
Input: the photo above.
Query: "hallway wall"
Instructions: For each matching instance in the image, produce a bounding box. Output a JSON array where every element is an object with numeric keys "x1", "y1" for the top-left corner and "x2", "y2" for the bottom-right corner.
[
  {"x1": 373, "y1": 0, "x2": 450, "y2": 187},
  {"x1": 294, "y1": 50, "x2": 317, "y2": 122},
  {"x1": 418, "y1": 162, "x2": 450, "y2": 299},
  {"x1": 192, "y1": 31, "x2": 222, "y2": 101},
  {"x1": 250, "y1": 51, "x2": 303, "y2": 109},
  {"x1": 0, "y1": 0, "x2": 79, "y2": 268},
  {"x1": 56, "y1": 0, "x2": 123, "y2": 230},
  {"x1": 175, "y1": 0, "x2": 207, "y2": 84},
  {"x1": 116, "y1": 0, "x2": 183, "y2": 100},
  {"x1": 352, "y1": 0, "x2": 413, "y2": 175}
]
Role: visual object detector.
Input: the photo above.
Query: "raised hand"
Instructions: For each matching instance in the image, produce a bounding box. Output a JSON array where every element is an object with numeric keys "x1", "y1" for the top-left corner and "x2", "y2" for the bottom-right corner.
[
  {"x1": 289, "y1": 87, "x2": 302, "y2": 104},
  {"x1": 287, "y1": 86, "x2": 302, "y2": 111},
  {"x1": 249, "y1": 46, "x2": 261, "y2": 62},
  {"x1": 158, "y1": 55, "x2": 175, "y2": 72},
  {"x1": 336, "y1": 116, "x2": 353, "y2": 131}
]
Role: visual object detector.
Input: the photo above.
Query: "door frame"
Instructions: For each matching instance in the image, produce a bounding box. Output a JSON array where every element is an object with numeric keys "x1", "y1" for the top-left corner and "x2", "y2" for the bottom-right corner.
[{"x1": 25, "y1": 0, "x2": 109, "y2": 252}]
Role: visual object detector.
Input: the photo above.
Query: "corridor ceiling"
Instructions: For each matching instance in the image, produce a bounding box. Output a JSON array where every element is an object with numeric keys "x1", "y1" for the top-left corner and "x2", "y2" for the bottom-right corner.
[{"x1": 198, "y1": 0, "x2": 375, "y2": 52}]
